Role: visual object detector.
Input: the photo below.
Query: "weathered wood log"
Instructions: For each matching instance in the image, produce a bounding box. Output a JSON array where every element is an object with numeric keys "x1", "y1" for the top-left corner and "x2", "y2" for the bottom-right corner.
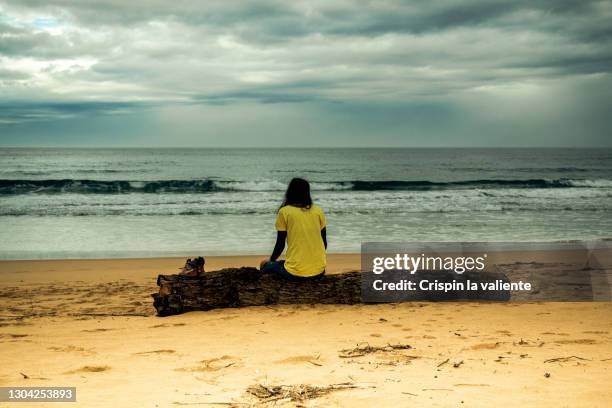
[{"x1": 151, "y1": 268, "x2": 511, "y2": 316}]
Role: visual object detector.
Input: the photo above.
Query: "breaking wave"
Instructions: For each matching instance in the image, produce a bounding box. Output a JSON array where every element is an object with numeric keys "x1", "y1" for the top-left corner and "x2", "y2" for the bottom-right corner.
[{"x1": 1, "y1": 178, "x2": 611, "y2": 195}]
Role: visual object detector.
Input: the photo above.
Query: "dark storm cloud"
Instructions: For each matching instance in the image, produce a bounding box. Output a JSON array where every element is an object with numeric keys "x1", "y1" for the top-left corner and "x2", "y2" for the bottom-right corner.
[
  {"x1": 0, "y1": 0, "x2": 611, "y2": 145},
  {"x1": 0, "y1": 100, "x2": 146, "y2": 124}
]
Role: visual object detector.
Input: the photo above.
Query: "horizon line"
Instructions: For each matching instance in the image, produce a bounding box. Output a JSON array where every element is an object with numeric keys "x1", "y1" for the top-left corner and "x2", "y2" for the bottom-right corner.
[{"x1": 1, "y1": 146, "x2": 611, "y2": 149}]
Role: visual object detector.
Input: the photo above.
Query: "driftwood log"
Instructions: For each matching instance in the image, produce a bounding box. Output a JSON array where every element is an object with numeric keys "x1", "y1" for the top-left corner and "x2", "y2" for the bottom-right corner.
[{"x1": 152, "y1": 267, "x2": 511, "y2": 316}]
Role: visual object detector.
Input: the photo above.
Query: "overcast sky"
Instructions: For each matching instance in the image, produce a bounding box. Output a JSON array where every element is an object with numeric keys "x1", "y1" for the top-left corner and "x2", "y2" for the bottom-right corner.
[{"x1": 1, "y1": 0, "x2": 611, "y2": 147}]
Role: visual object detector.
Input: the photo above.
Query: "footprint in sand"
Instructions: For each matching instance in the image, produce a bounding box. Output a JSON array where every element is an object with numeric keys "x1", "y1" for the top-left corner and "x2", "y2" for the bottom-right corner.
[
  {"x1": 149, "y1": 323, "x2": 171, "y2": 328},
  {"x1": 81, "y1": 328, "x2": 115, "y2": 333},
  {"x1": 48, "y1": 345, "x2": 94, "y2": 355},
  {"x1": 274, "y1": 355, "x2": 323, "y2": 366},
  {"x1": 554, "y1": 338, "x2": 598, "y2": 345},
  {"x1": 454, "y1": 383, "x2": 490, "y2": 387},
  {"x1": 175, "y1": 355, "x2": 241, "y2": 372},
  {"x1": 149, "y1": 323, "x2": 186, "y2": 328},
  {"x1": 470, "y1": 342, "x2": 501, "y2": 350},
  {"x1": 0, "y1": 333, "x2": 29, "y2": 339},
  {"x1": 133, "y1": 349, "x2": 176, "y2": 356},
  {"x1": 0, "y1": 321, "x2": 32, "y2": 328},
  {"x1": 64, "y1": 365, "x2": 110, "y2": 374}
]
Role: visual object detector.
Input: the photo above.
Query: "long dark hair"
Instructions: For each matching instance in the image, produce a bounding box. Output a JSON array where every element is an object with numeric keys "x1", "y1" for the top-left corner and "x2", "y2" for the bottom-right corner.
[{"x1": 279, "y1": 178, "x2": 312, "y2": 210}]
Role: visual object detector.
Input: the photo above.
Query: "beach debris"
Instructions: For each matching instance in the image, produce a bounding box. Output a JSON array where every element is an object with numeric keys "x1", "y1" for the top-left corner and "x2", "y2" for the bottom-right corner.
[
  {"x1": 437, "y1": 358, "x2": 450, "y2": 368},
  {"x1": 544, "y1": 373, "x2": 551, "y2": 378},
  {"x1": 338, "y1": 343, "x2": 412, "y2": 358},
  {"x1": 544, "y1": 356, "x2": 591, "y2": 363},
  {"x1": 246, "y1": 382, "x2": 367, "y2": 403},
  {"x1": 453, "y1": 360, "x2": 464, "y2": 368},
  {"x1": 514, "y1": 338, "x2": 545, "y2": 347},
  {"x1": 17, "y1": 371, "x2": 49, "y2": 381}
]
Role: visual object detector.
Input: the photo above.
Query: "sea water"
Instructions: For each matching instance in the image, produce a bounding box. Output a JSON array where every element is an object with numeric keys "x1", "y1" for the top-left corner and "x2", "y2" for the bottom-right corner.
[{"x1": 0, "y1": 148, "x2": 611, "y2": 259}]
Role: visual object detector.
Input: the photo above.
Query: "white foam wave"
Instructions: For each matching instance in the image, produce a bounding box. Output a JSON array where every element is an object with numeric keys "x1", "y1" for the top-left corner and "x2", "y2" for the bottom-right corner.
[
  {"x1": 212, "y1": 180, "x2": 352, "y2": 191},
  {"x1": 565, "y1": 179, "x2": 612, "y2": 188},
  {"x1": 212, "y1": 180, "x2": 287, "y2": 191}
]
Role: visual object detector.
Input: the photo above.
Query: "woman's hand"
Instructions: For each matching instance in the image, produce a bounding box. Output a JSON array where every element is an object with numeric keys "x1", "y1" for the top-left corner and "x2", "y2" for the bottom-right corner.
[{"x1": 259, "y1": 258, "x2": 270, "y2": 270}]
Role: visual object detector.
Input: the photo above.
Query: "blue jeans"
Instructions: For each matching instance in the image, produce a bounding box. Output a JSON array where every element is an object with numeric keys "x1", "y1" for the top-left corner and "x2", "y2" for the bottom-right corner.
[{"x1": 261, "y1": 260, "x2": 324, "y2": 281}]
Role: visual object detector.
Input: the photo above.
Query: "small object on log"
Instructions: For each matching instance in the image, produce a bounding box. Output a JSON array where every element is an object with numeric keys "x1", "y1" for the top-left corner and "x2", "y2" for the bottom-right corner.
[
  {"x1": 151, "y1": 267, "x2": 510, "y2": 316},
  {"x1": 179, "y1": 256, "x2": 205, "y2": 277}
]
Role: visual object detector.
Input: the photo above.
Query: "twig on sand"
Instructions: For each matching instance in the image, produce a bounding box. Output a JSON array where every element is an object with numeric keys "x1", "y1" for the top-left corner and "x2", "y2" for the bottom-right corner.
[
  {"x1": 453, "y1": 360, "x2": 464, "y2": 368},
  {"x1": 544, "y1": 356, "x2": 591, "y2": 363},
  {"x1": 437, "y1": 358, "x2": 450, "y2": 368},
  {"x1": 246, "y1": 382, "x2": 372, "y2": 403},
  {"x1": 339, "y1": 343, "x2": 412, "y2": 358}
]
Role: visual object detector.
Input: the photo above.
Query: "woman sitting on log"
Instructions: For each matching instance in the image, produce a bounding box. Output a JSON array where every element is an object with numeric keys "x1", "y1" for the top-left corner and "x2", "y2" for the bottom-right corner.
[{"x1": 260, "y1": 178, "x2": 327, "y2": 281}]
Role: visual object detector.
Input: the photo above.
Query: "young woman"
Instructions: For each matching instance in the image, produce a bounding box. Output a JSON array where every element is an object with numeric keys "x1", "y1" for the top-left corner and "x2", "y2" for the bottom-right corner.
[{"x1": 259, "y1": 178, "x2": 327, "y2": 280}]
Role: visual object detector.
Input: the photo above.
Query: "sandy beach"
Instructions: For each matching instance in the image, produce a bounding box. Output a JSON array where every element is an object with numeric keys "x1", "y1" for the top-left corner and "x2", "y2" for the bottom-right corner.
[{"x1": 0, "y1": 254, "x2": 610, "y2": 407}]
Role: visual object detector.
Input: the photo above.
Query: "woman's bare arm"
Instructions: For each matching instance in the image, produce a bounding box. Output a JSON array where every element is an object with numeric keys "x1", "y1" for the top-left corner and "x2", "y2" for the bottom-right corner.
[
  {"x1": 270, "y1": 230, "x2": 287, "y2": 261},
  {"x1": 321, "y1": 227, "x2": 327, "y2": 249}
]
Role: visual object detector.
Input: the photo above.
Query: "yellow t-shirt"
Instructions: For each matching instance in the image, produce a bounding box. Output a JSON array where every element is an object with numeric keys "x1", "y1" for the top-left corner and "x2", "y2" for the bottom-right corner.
[{"x1": 275, "y1": 204, "x2": 327, "y2": 277}]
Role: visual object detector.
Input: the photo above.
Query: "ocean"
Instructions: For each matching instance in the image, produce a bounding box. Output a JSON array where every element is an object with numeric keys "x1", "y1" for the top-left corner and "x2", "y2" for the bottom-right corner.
[{"x1": 1, "y1": 148, "x2": 611, "y2": 259}]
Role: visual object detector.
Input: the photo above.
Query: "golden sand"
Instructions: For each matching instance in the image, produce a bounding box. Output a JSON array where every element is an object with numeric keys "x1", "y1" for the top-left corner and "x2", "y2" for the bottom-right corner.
[{"x1": 0, "y1": 254, "x2": 611, "y2": 407}]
